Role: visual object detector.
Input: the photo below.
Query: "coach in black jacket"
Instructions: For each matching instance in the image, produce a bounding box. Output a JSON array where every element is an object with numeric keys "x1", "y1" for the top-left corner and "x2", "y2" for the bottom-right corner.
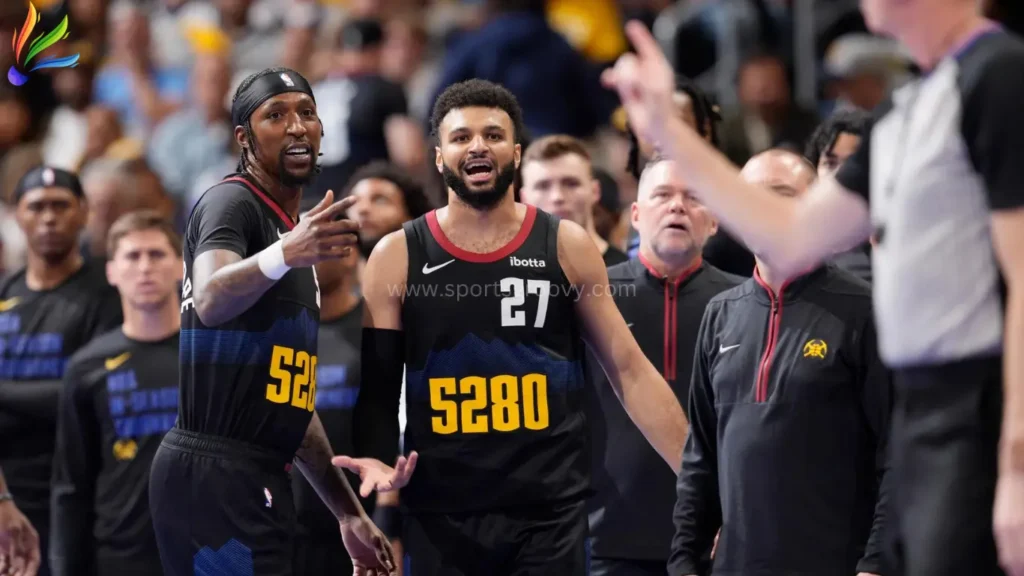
[
  {"x1": 669, "y1": 150, "x2": 892, "y2": 576},
  {"x1": 588, "y1": 156, "x2": 741, "y2": 575}
]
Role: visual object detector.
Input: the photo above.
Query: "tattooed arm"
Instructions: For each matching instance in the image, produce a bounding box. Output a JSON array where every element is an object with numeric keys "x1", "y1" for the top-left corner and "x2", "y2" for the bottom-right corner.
[{"x1": 294, "y1": 412, "x2": 366, "y2": 520}]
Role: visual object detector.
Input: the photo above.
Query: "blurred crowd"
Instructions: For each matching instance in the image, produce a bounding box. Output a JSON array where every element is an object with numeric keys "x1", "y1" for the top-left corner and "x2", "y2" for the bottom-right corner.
[{"x1": 0, "y1": 0, "x2": 1015, "y2": 275}]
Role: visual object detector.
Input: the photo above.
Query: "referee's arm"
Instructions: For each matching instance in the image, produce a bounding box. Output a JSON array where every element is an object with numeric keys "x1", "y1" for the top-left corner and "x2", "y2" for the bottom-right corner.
[{"x1": 49, "y1": 358, "x2": 99, "y2": 576}]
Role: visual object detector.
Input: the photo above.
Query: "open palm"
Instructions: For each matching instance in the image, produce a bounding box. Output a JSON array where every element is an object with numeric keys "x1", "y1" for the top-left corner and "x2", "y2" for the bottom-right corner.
[{"x1": 332, "y1": 452, "x2": 419, "y2": 497}]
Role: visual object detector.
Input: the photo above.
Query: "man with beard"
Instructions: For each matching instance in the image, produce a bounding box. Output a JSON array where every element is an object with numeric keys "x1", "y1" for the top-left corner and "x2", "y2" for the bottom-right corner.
[
  {"x1": 344, "y1": 161, "x2": 431, "y2": 262},
  {"x1": 51, "y1": 211, "x2": 184, "y2": 576},
  {"x1": 0, "y1": 166, "x2": 123, "y2": 576},
  {"x1": 148, "y1": 67, "x2": 398, "y2": 576},
  {"x1": 339, "y1": 78, "x2": 689, "y2": 575}
]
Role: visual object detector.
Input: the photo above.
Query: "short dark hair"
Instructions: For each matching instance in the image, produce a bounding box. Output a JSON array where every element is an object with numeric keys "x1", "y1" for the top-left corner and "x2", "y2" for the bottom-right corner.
[
  {"x1": 344, "y1": 161, "x2": 431, "y2": 219},
  {"x1": 626, "y1": 76, "x2": 720, "y2": 180},
  {"x1": 107, "y1": 209, "x2": 182, "y2": 257},
  {"x1": 430, "y1": 79, "x2": 526, "y2": 145},
  {"x1": 804, "y1": 108, "x2": 871, "y2": 166}
]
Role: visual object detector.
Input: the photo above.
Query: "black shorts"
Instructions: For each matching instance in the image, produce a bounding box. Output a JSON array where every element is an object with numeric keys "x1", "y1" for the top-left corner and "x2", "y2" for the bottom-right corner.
[
  {"x1": 403, "y1": 498, "x2": 589, "y2": 576},
  {"x1": 292, "y1": 536, "x2": 351, "y2": 576},
  {"x1": 149, "y1": 428, "x2": 297, "y2": 576},
  {"x1": 887, "y1": 355, "x2": 1005, "y2": 576}
]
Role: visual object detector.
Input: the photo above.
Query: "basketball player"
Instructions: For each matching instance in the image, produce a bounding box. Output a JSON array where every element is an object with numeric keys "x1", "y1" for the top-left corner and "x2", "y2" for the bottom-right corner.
[
  {"x1": 148, "y1": 67, "x2": 397, "y2": 576},
  {"x1": 603, "y1": 11, "x2": 1024, "y2": 576},
  {"x1": 340, "y1": 79, "x2": 688, "y2": 575}
]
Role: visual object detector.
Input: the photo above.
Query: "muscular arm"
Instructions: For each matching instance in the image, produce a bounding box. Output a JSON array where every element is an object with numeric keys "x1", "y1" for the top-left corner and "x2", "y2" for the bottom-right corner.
[
  {"x1": 995, "y1": 209, "x2": 1024, "y2": 470},
  {"x1": 191, "y1": 249, "x2": 280, "y2": 327},
  {"x1": 352, "y1": 231, "x2": 407, "y2": 463},
  {"x1": 560, "y1": 220, "x2": 687, "y2": 472},
  {"x1": 653, "y1": 116, "x2": 873, "y2": 279},
  {"x1": 294, "y1": 412, "x2": 366, "y2": 521}
]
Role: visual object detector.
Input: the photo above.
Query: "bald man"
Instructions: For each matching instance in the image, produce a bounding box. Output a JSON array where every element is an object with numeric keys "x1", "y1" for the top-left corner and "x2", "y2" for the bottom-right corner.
[{"x1": 669, "y1": 150, "x2": 893, "y2": 576}]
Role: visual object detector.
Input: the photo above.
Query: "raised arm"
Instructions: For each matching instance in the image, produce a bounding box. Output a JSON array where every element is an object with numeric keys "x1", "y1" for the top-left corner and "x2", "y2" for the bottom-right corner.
[
  {"x1": 603, "y1": 22, "x2": 873, "y2": 279},
  {"x1": 559, "y1": 219, "x2": 687, "y2": 472},
  {"x1": 190, "y1": 190, "x2": 358, "y2": 326}
]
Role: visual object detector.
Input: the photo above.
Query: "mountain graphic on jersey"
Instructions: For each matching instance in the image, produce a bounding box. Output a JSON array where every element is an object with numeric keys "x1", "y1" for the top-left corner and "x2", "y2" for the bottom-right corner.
[
  {"x1": 180, "y1": 308, "x2": 318, "y2": 365},
  {"x1": 405, "y1": 332, "x2": 584, "y2": 402},
  {"x1": 193, "y1": 538, "x2": 254, "y2": 576}
]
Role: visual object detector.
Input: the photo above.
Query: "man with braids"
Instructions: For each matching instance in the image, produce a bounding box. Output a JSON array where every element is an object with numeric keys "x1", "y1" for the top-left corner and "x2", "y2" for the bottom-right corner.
[
  {"x1": 148, "y1": 67, "x2": 401, "y2": 576},
  {"x1": 338, "y1": 78, "x2": 688, "y2": 575}
]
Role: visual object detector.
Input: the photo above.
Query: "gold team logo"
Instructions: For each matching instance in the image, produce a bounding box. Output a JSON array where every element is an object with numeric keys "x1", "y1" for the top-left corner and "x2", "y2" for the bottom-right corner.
[
  {"x1": 0, "y1": 297, "x2": 20, "y2": 312},
  {"x1": 802, "y1": 339, "x2": 828, "y2": 359},
  {"x1": 112, "y1": 438, "x2": 138, "y2": 461},
  {"x1": 105, "y1": 352, "x2": 131, "y2": 371}
]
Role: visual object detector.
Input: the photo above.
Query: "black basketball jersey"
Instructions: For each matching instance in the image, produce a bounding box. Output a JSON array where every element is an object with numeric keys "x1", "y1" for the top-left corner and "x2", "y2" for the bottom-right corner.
[
  {"x1": 400, "y1": 205, "x2": 588, "y2": 514},
  {"x1": 179, "y1": 176, "x2": 321, "y2": 458}
]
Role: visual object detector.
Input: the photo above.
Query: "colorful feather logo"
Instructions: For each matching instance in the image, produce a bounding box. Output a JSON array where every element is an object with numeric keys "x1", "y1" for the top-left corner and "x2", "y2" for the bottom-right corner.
[{"x1": 8, "y1": 2, "x2": 79, "y2": 86}]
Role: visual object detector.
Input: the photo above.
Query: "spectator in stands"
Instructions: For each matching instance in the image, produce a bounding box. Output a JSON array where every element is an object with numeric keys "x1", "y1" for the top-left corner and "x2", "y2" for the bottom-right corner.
[
  {"x1": 80, "y1": 159, "x2": 174, "y2": 260},
  {"x1": 719, "y1": 52, "x2": 820, "y2": 166},
  {"x1": 148, "y1": 48, "x2": 233, "y2": 200},
  {"x1": 804, "y1": 108, "x2": 873, "y2": 282},
  {"x1": 823, "y1": 34, "x2": 911, "y2": 112},
  {"x1": 591, "y1": 168, "x2": 623, "y2": 246},
  {"x1": 308, "y1": 18, "x2": 425, "y2": 211},
  {"x1": 382, "y1": 16, "x2": 436, "y2": 123},
  {"x1": 41, "y1": 43, "x2": 97, "y2": 171},
  {"x1": 430, "y1": 0, "x2": 615, "y2": 139},
  {"x1": 93, "y1": 1, "x2": 188, "y2": 141}
]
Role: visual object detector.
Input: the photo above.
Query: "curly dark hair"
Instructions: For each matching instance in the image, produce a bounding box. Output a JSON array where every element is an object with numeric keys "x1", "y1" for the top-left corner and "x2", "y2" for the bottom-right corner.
[
  {"x1": 804, "y1": 108, "x2": 871, "y2": 167},
  {"x1": 430, "y1": 79, "x2": 527, "y2": 145},
  {"x1": 232, "y1": 67, "x2": 319, "y2": 174},
  {"x1": 626, "y1": 76, "x2": 721, "y2": 180},
  {"x1": 344, "y1": 160, "x2": 432, "y2": 219}
]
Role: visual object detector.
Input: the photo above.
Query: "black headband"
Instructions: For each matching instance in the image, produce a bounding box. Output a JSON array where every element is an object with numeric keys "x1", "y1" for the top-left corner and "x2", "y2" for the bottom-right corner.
[
  {"x1": 14, "y1": 166, "x2": 84, "y2": 202},
  {"x1": 231, "y1": 69, "x2": 316, "y2": 128}
]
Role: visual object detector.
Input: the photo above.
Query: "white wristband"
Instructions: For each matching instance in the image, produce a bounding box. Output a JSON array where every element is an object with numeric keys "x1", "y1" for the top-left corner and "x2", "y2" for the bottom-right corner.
[{"x1": 258, "y1": 240, "x2": 291, "y2": 280}]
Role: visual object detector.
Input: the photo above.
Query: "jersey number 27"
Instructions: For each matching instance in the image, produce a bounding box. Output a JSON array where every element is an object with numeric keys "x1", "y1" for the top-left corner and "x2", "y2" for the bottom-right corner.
[{"x1": 500, "y1": 278, "x2": 550, "y2": 328}]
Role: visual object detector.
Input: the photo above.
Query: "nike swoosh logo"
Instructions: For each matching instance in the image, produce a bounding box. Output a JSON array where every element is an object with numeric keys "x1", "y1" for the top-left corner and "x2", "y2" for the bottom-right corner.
[
  {"x1": 0, "y1": 297, "x2": 19, "y2": 312},
  {"x1": 719, "y1": 344, "x2": 740, "y2": 354},
  {"x1": 422, "y1": 259, "x2": 455, "y2": 275},
  {"x1": 278, "y1": 229, "x2": 287, "y2": 239},
  {"x1": 105, "y1": 352, "x2": 131, "y2": 371},
  {"x1": 625, "y1": 322, "x2": 634, "y2": 328}
]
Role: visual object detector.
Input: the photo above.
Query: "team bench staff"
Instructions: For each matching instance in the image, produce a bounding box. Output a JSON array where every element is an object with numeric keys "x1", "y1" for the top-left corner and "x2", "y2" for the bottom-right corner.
[{"x1": 148, "y1": 68, "x2": 402, "y2": 576}]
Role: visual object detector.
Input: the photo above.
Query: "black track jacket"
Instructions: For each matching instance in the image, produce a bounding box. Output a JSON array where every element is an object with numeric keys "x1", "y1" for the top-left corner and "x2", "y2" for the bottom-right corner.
[{"x1": 670, "y1": 265, "x2": 892, "y2": 576}]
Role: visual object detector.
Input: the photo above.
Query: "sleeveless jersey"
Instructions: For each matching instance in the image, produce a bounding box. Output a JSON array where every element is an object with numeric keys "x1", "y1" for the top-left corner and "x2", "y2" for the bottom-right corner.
[
  {"x1": 179, "y1": 176, "x2": 321, "y2": 458},
  {"x1": 400, "y1": 205, "x2": 588, "y2": 513}
]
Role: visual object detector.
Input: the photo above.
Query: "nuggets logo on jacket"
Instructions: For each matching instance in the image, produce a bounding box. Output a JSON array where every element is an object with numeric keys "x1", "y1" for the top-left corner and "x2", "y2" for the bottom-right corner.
[{"x1": 803, "y1": 339, "x2": 828, "y2": 359}]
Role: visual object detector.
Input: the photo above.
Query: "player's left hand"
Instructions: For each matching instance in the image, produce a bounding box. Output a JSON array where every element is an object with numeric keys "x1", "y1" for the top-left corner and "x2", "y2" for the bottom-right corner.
[
  {"x1": 995, "y1": 470, "x2": 1024, "y2": 576},
  {"x1": 0, "y1": 500, "x2": 40, "y2": 576},
  {"x1": 332, "y1": 452, "x2": 419, "y2": 498},
  {"x1": 340, "y1": 514, "x2": 398, "y2": 576}
]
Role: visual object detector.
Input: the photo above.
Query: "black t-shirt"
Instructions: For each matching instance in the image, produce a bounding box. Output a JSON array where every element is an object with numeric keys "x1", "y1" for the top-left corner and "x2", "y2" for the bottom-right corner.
[
  {"x1": 602, "y1": 245, "x2": 628, "y2": 267},
  {"x1": 0, "y1": 261, "x2": 122, "y2": 515},
  {"x1": 51, "y1": 329, "x2": 178, "y2": 576},
  {"x1": 179, "y1": 175, "x2": 321, "y2": 458},
  {"x1": 292, "y1": 300, "x2": 371, "y2": 541},
  {"x1": 305, "y1": 75, "x2": 408, "y2": 209}
]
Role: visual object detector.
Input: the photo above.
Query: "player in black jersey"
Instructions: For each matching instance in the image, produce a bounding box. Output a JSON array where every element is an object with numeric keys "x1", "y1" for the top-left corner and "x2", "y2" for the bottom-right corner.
[
  {"x1": 292, "y1": 246, "x2": 367, "y2": 575},
  {"x1": 341, "y1": 79, "x2": 689, "y2": 576},
  {"x1": 0, "y1": 166, "x2": 122, "y2": 576},
  {"x1": 0, "y1": 465, "x2": 40, "y2": 576},
  {"x1": 148, "y1": 67, "x2": 397, "y2": 576},
  {"x1": 51, "y1": 211, "x2": 183, "y2": 576}
]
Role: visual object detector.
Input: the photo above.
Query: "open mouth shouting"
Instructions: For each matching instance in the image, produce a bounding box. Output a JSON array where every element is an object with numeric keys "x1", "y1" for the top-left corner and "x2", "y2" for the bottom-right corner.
[
  {"x1": 463, "y1": 158, "x2": 495, "y2": 185},
  {"x1": 283, "y1": 143, "x2": 313, "y2": 166}
]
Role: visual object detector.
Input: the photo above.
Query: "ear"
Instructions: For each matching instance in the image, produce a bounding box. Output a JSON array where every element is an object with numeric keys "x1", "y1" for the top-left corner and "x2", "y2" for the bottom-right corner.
[
  {"x1": 589, "y1": 178, "x2": 601, "y2": 207},
  {"x1": 707, "y1": 215, "x2": 719, "y2": 237},
  {"x1": 234, "y1": 125, "x2": 248, "y2": 150},
  {"x1": 435, "y1": 146, "x2": 443, "y2": 174},
  {"x1": 513, "y1": 143, "x2": 522, "y2": 169},
  {"x1": 630, "y1": 201, "x2": 640, "y2": 231},
  {"x1": 105, "y1": 258, "x2": 117, "y2": 288}
]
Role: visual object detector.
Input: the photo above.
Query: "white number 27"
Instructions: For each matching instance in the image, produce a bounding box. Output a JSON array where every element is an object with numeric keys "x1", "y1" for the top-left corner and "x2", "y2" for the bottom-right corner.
[{"x1": 500, "y1": 278, "x2": 550, "y2": 328}]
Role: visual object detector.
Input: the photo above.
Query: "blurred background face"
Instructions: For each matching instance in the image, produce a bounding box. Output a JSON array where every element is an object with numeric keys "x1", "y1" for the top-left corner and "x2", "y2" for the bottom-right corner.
[
  {"x1": 817, "y1": 132, "x2": 861, "y2": 177},
  {"x1": 54, "y1": 65, "x2": 96, "y2": 111},
  {"x1": 382, "y1": 19, "x2": 427, "y2": 83},
  {"x1": 633, "y1": 161, "x2": 715, "y2": 261},
  {"x1": 109, "y1": 8, "x2": 150, "y2": 57},
  {"x1": 738, "y1": 56, "x2": 791, "y2": 124},
  {"x1": 84, "y1": 106, "x2": 123, "y2": 159},
  {"x1": 107, "y1": 229, "x2": 182, "y2": 311},
  {"x1": 192, "y1": 53, "x2": 231, "y2": 120},
  {"x1": 83, "y1": 172, "x2": 128, "y2": 256},
  {"x1": 346, "y1": 177, "x2": 411, "y2": 251},
  {"x1": 15, "y1": 187, "x2": 86, "y2": 261},
  {"x1": 520, "y1": 154, "x2": 598, "y2": 227},
  {"x1": 70, "y1": 0, "x2": 107, "y2": 29},
  {"x1": 0, "y1": 96, "x2": 30, "y2": 149}
]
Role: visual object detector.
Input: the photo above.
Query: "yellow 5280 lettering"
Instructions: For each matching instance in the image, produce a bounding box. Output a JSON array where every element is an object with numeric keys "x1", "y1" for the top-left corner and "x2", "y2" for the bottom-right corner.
[
  {"x1": 429, "y1": 374, "x2": 549, "y2": 434},
  {"x1": 266, "y1": 345, "x2": 317, "y2": 412}
]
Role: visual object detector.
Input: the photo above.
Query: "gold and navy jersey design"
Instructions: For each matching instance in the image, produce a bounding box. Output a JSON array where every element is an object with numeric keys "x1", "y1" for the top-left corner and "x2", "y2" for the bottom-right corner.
[
  {"x1": 179, "y1": 176, "x2": 321, "y2": 457},
  {"x1": 400, "y1": 206, "x2": 588, "y2": 514}
]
